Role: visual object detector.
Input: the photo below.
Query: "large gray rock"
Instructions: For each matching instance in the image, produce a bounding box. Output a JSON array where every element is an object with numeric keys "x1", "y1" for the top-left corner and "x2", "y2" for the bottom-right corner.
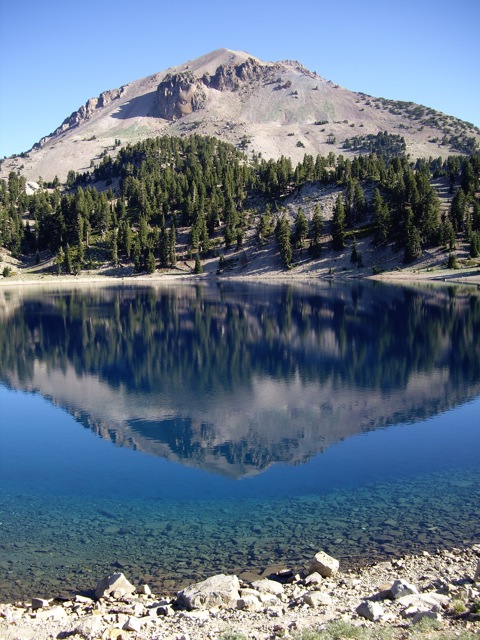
[
  {"x1": 388, "y1": 578, "x2": 418, "y2": 600},
  {"x1": 176, "y1": 574, "x2": 240, "y2": 610},
  {"x1": 251, "y1": 578, "x2": 284, "y2": 596},
  {"x1": 303, "y1": 591, "x2": 332, "y2": 608},
  {"x1": 308, "y1": 551, "x2": 339, "y2": 577},
  {"x1": 95, "y1": 572, "x2": 136, "y2": 600},
  {"x1": 474, "y1": 560, "x2": 480, "y2": 583},
  {"x1": 74, "y1": 615, "x2": 105, "y2": 638},
  {"x1": 356, "y1": 600, "x2": 384, "y2": 621}
]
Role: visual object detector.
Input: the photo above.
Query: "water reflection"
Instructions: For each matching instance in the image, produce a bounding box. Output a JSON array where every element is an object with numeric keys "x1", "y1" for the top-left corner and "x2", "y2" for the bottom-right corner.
[{"x1": 1, "y1": 281, "x2": 480, "y2": 478}]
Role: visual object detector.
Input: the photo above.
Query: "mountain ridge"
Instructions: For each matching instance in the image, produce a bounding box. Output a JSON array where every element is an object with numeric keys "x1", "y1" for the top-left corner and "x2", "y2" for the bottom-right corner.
[{"x1": 2, "y1": 48, "x2": 479, "y2": 182}]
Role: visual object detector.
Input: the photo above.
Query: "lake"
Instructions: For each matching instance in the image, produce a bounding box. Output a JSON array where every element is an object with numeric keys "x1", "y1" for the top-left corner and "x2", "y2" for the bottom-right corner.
[{"x1": 0, "y1": 280, "x2": 479, "y2": 602}]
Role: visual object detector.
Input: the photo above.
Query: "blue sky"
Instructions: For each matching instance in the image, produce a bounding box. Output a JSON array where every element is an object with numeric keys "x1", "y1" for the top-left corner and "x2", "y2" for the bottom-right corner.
[{"x1": 1, "y1": 0, "x2": 479, "y2": 159}]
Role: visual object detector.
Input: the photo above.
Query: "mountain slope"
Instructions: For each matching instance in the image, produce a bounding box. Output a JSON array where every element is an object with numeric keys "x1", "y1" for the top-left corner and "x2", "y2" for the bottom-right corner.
[{"x1": 2, "y1": 48, "x2": 479, "y2": 182}]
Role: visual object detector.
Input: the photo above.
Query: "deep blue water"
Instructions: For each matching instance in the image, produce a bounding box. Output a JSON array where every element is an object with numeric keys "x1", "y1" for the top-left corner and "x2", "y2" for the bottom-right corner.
[{"x1": 0, "y1": 281, "x2": 479, "y2": 601}]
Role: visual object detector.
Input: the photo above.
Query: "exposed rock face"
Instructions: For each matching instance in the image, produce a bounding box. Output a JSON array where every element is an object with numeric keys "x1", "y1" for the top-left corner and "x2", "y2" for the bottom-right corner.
[
  {"x1": 203, "y1": 57, "x2": 273, "y2": 91},
  {"x1": 35, "y1": 87, "x2": 124, "y2": 147},
  {"x1": 154, "y1": 72, "x2": 207, "y2": 120}
]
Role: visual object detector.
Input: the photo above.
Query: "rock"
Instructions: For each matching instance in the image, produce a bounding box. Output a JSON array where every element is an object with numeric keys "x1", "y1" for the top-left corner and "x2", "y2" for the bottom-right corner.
[
  {"x1": 397, "y1": 592, "x2": 450, "y2": 617},
  {"x1": 157, "y1": 604, "x2": 174, "y2": 616},
  {"x1": 237, "y1": 595, "x2": 262, "y2": 611},
  {"x1": 305, "y1": 572, "x2": 323, "y2": 586},
  {"x1": 356, "y1": 600, "x2": 384, "y2": 621},
  {"x1": 474, "y1": 560, "x2": 480, "y2": 583},
  {"x1": 251, "y1": 579, "x2": 284, "y2": 596},
  {"x1": 412, "y1": 610, "x2": 442, "y2": 624},
  {"x1": 176, "y1": 574, "x2": 240, "y2": 610},
  {"x1": 35, "y1": 605, "x2": 67, "y2": 621},
  {"x1": 123, "y1": 616, "x2": 141, "y2": 632},
  {"x1": 75, "y1": 594, "x2": 95, "y2": 605},
  {"x1": 388, "y1": 579, "x2": 418, "y2": 599},
  {"x1": 302, "y1": 591, "x2": 332, "y2": 608},
  {"x1": 75, "y1": 614, "x2": 105, "y2": 638},
  {"x1": 31, "y1": 598, "x2": 51, "y2": 610},
  {"x1": 95, "y1": 572, "x2": 136, "y2": 600},
  {"x1": 138, "y1": 584, "x2": 152, "y2": 596},
  {"x1": 308, "y1": 551, "x2": 339, "y2": 577}
]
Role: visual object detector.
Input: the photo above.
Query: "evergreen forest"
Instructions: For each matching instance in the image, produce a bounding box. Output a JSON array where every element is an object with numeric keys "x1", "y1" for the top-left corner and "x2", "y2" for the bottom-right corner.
[{"x1": 1, "y1": 133, "x2": 479, "y2": 276}]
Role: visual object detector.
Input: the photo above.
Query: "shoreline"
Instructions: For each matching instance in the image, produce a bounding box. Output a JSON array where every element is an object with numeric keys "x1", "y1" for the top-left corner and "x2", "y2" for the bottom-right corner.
[
  {"x1": 1, "y1": 263, "x2": 480, "y2": 289},
  {"x1": 1, "y1": 545, "x2": 479, "y2": 639}
]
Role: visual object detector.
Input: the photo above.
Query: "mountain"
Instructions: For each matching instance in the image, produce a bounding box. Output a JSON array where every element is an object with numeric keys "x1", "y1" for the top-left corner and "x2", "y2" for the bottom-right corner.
[
  {"x1": 2, "y1": 282, "x2": 480, "y2": 479},
  {"x1": 2, "y1": 48, "x2": 479, "y2": 182}
]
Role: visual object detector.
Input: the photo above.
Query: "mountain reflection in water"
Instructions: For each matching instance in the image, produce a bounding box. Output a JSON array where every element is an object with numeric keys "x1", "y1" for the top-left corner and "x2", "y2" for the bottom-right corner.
[{"x1": 1, "y1": 280, "x2": 480, "y2": 478}]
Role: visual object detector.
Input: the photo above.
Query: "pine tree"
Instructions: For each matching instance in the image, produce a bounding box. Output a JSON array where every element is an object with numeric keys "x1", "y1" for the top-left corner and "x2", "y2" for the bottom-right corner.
[
  {"x1": 275, "y1": 215, "x2": 292, "y2": 268},
  {"x1": 309, "y1": 203, "x2": 323, "y2": 258},
  {"x1": 194, "y1": 253, "x2": 203, "y2": 274},
  {"x1": 332, "y1": 194, "x2": 346, "y2": 250},
  {"x1": 403, "y1": 209, "x2": 422, "y2": 263},
  {"x1": 293, "y1": 207, "x2": 308, "y2": 248},
  {"x1": 372, "y1": 188, "x2": 390, "y2": 245}
]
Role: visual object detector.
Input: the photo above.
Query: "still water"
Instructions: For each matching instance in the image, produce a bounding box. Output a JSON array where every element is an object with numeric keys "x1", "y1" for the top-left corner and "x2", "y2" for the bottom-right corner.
[{"x1": 0, "y1": 281, "x2": 479, "y2": 601}]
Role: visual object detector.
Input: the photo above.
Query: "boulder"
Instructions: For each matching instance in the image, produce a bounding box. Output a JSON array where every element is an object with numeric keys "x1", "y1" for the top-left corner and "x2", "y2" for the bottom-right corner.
[
  {"x1": 237, "y1": 595, "x2": 262, "y2": 611},
  {"x1": 95, "y1": 572, "x2": 136, "y2": 600},
  {"x1": 251, "y1": 579, "x2": 284, "y2": 596},
  {"x1": 388, "y1": 579, "x2": 418, "y2": 599},
  {"x1": 176, "y1": 574, "x2": 240, "y2": 610},
  {"x1": 31, "y1": 598, "x2": 51, "y2": 610},
  {"x1": 308, "y1": 551, "x2": 339, "y2": 577},
  {"x1": 474, "y1": 560, "x2": 480, "y2": 583},
  {"x1": 35, "y1": 605, "x2": 67, "y2": 621},
  {"x1": 74, "y1": 614, "x2": 105, "y2": 638},
  {"x1": 356, "y1": 600, "x2": 384, "y2": 621},
  {"x1": 302, "y1": 591, "x2": 332, "y2": 608},
  {"x1": 123, "y1": 616, "x2": 141, "y2": 632},
  {"x1": 305, "y1": 572, "x2": 323, "y2": 586},
  {"x1": 412, "y1": 610, "x2": 442, "y2": 625}
]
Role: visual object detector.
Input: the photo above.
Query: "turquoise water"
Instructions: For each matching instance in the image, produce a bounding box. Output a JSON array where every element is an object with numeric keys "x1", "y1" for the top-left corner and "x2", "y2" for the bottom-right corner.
[{"x1": 0, "y1": 281, "x2": 479, "y2": 601}]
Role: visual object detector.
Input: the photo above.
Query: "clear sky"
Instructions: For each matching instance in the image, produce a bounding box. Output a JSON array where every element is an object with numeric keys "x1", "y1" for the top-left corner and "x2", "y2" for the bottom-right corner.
[{"x1": 1, "y1": 0, "x2": 479, "y2": 159}]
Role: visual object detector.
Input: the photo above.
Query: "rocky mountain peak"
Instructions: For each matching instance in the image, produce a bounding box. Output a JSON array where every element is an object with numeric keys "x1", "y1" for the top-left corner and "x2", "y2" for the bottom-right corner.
[{"x1": 154, "y1": 71, "x2": 207, "y2": 120}]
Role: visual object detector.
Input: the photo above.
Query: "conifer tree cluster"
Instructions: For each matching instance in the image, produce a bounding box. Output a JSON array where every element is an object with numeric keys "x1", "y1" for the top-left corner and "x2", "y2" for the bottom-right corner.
[{"x1": 1, "y1": 133, "x2": 479, "y2": 274}]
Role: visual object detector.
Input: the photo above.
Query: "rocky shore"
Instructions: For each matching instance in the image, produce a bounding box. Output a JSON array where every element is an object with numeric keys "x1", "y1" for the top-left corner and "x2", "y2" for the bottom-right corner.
[{"x1": 1, "y1": 546, "x2": 479, "y2": 640}]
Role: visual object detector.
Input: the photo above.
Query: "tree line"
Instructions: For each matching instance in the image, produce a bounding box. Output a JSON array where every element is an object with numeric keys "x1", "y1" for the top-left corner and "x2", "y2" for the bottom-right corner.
[{"x1": 1, "y1": 133, "x2": 479, "y2": 275}]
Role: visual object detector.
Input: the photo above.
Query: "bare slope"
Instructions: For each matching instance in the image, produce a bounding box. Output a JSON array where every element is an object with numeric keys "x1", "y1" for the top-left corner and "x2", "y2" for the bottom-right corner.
[{"x1": 2, "y1": 48, "x2": 479, "y2": 182}]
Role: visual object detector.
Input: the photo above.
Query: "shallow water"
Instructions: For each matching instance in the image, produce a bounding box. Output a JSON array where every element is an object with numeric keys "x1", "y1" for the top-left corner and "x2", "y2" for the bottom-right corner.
[{"x1": 0, "y1": 281, "x2": 479, "y2": 601}]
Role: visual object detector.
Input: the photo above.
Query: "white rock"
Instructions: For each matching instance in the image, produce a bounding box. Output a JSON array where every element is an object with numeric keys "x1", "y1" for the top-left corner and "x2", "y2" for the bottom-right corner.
[
  {"x1": 389, "y1": 579, "x2": 418, "y2": 599},
  {"x1": 95, "y1": 572, "x2": 136, "y2": 600},
  {"x1": 176, "y1": 574, "x2": 240, "y2": 610},
  {"x1": 356, "y1": 600, "x2": 384, "y2": 621},
  {"x1": 412, "y1": 610, "x2": 442, "y2": 624},
  {"x1": 237, "y1": 595, "x2": 262, "y2": 611},
  {"x1": 474, "y1": 560, "x2": 480, "y2": 583},
  {"x1": 308, "y1": 551, "x2": 339, "y2": 577},
  {"x1": 74, "y1": 614, "x2": 105, "y2": 637},
  {"x1": 123, "y1": 615, "x2": 141, "y2": 632},
  {"x1": 397, "y1": 592, "x2": 450, "y2": 610},
  {"x1": 35, "y1": 605, "x2": 67, "y2": 621},
  {"x1": 305, "y1": 572, "x2": 323, "y2": 586},
  {"x1": 138, "y1": 584, "x2": 152, "y2": 596},
  {"x1": 251, "y1": 579, "x2": 284, "y2": 596},
  {"x1": 302, "y1": 591, "x2": 332, "y2": 608}
]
